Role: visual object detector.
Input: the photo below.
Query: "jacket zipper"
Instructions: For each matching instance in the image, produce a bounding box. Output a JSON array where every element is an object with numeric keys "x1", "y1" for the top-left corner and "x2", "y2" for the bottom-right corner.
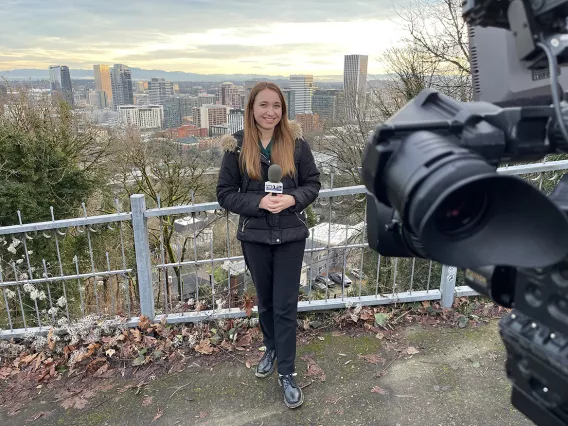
[
  {"x1": 241, "y1": 217, "x2": 251, "y2": 232},
  {"x1": 295, "y1": 212, "x2": 308, "y2": 229}
]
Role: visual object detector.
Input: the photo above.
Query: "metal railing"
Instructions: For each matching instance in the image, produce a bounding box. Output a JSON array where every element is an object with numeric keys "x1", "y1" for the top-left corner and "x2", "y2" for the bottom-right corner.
[{"x1": 1, "y1": 159, "x2": 567, "y2": 339}]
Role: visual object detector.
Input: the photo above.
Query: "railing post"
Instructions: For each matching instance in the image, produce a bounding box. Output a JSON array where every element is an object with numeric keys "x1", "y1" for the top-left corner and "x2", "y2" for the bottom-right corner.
[
  {"x1": 130, "y1": 194, "x2": 155, "y2": 320},
  {"x1": 440, "y1": 265, "x2": 457, "y2": 308}
]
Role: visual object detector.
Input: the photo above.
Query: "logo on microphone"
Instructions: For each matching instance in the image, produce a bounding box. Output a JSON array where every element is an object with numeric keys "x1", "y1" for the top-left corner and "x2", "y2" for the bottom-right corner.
[{"x1": 265, "y1": 182, "x2": 283, "y2": 193}]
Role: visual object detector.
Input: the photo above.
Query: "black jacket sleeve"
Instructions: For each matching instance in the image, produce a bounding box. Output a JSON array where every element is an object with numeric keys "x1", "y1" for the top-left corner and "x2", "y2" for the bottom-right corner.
[
  {"x1": 216, "y1": 150, "x2": 265, "y2": 217},
  {"x1": 289, "y1": 139, "x2": 321, "y2": 212}
]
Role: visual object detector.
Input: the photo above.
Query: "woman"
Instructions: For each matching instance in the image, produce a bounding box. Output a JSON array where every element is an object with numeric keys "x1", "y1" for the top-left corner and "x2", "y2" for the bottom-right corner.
[{"x1": 216, "y1": 82, "x2": 321, "y2": 409}]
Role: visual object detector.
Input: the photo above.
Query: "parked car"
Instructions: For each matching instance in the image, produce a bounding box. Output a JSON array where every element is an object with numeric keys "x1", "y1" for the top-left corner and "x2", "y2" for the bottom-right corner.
[
  {"x1": 350, "y1": 268, "x2": 366, "y2": 279},
  {"x1": 312, "y1": 275, "x2": 333, "y2": 290},
  {"x1": 329, "y1": 272, "x2": 352, "y2": 287}
]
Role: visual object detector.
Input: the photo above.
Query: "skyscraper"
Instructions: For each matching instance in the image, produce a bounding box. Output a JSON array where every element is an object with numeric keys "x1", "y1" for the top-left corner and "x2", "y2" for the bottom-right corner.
[
  {"x1": 289, "y1": 75, "x2": 314, "y2": 114},
  {"x1": 343, "y1": 54, "x2": 368, "y2": 118},
  {"x1": 110, "y1": 64, "x2": 134, "y2": 110},
  {"x1": 93, "y1": 64, "x2": 113, "y2": 108},
  {"x1": 148, "y1": 78, "x2": 174, "y2": 105},
  {"x1": 49, "y1": 65, "x2": 74, "y2": 107}
]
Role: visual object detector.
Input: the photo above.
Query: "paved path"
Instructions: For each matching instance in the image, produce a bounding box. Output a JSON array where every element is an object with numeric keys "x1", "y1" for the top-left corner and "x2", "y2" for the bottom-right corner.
[{"x1": 1, "y1": 320, "x2": 533, "y2": 426}]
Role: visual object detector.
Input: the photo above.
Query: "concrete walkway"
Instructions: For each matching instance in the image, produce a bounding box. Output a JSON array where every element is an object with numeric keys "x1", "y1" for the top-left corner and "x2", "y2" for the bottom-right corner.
[{"x1": 1, "y1": 320, "x2": 533, "y2": 426}]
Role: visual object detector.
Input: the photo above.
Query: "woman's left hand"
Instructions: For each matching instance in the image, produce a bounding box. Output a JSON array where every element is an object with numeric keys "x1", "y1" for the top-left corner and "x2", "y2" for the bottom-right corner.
[{"x1": 267, "y1": 194, "x2": 296, "y2": 213}]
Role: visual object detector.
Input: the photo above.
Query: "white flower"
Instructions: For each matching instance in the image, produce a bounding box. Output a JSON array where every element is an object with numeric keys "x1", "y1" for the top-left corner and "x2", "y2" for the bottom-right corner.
[
  {"x1": 20, "y1": 273, "x2": 28, "y2": 281},
  {"x1": 23, "y1": 283, "x2": 35, "y2": 293},
  {"x1": 57, "y1": 317, "x2": 69, "y2": 326},
  {"x1": 4, "y1": 289, "x2": 15, "y2": 299},
  {"x1": 27, "y1": 251, "x2": 33, "y2": 255},
  {"x1": 96, "y1": 280, "x2": 104, "y2": 286},
  {"x1": 345, "y1": 300, "x2": 353, "y2": 309},
  {"x1": 216, "y1": 299, "x2": 225, "y2": 309},
  {"x1": 7, "y1": 245, "x2": 16, "y2": 254},
  {"x1": 47, "y1": 307, "x2": 58, "y2": 316},
  {"x1": 16, "y1": 259, "x2": 24, "y2": 265},
  {"x1": 57, "y1": 296, "x2": 67, "y2": 307},
  {"x1": 30, "y1": 289, "x2": 46, "y2": 301}
]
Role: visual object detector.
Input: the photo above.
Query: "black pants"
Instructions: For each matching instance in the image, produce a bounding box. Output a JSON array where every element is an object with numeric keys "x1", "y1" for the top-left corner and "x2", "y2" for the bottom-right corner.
[{"x1": 241, "y1": 239, "x2": 306, "y2": 375}]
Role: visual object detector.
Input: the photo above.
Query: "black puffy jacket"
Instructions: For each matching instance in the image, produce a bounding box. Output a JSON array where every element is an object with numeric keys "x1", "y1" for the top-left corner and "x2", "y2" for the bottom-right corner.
[{"x1": 216, "y1": 121, "x2": 321, "y2": 245}]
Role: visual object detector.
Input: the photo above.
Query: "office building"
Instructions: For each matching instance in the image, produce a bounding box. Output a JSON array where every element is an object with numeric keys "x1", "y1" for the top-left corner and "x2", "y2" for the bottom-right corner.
[
  {"x1": 117, "y1": 104, "x2": 163, "y2": 129},
  {"x1": 93, "y1": 64, "x2": 112, "y2": 106},
  {"x1": 110, "y1": 64, "x2": 134, "y2": 110},
  {"x1": 290, "y1": 75, "x2": 314, "y2": 114},
  {"x1": 148, "y1": 78, "x2": 174, "y2": 104},
  {"x1": 49, "y1": 65, "x2": 74, "y2": 107},
  {"x1": 343, "y1": 54, "x2": 368, "y2": 118}
]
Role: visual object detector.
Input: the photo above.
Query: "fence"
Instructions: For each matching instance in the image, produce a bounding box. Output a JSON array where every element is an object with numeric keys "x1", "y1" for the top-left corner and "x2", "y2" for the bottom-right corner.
[{"x1": 1, "y1": 159, "x2": 567, "y2": 339}]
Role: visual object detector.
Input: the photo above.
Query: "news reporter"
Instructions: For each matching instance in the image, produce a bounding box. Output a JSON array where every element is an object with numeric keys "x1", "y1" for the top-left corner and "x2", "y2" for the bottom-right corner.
[{"x1": 216, "y1": 81, "x2": 320, "y2": 409}]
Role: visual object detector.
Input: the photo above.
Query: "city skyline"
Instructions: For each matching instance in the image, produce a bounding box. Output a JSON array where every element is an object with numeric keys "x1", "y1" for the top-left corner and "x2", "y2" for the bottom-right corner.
[{"x1": 1, "y1": 0, "x2": 413, "y2": 76}]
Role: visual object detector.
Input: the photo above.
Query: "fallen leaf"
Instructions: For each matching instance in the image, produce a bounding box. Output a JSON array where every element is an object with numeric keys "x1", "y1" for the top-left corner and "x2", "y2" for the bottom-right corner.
[
  {"x1": 374, "y1": 313, "x2": 391, "y2": 327},
  {"x1": 371, "y1": 386, "x2": 389, "y2": 395},
  {"x1": 25, "y1": 410, "x2": 53, "y2": 422},
  {"x1": 93, "y1": 363, "x2": 109, "y2": 377},
  {"x1": 358, "y1": 354, "x2": 385, "y2": 364},
  {"x1": 142, "y1": 396, "x2": 153, "y2": 406},
  {"x1": 301, "y1": 355, "x2": 326, "y2": 382},
  {"x1": 153, "y1": 407, "x2": 163, "y2": 421},
  {"x1": 132, "y1": 356, "x2": 146, "y2": 367},
  {"x1": 405, "y1": 347, "x2": 420, "y2": 355},
  {"x1": 194, "y1": 339, "x2": 214, "y2": 355},
  {"x1": 139, "y1": 315, "x2": 152, "y2": 330},
  {"x1": 130, "y1": 328, "x2": 142, "y2": 343},
  {"x1": 106, "y1": 349, "x2": 116, "y2": 357},
  {"x1": 236, "y1": 333, "x2": 252, "y2": 348},
  {"x1": 375, "y1": 332, "x2": 385, "y2": 340},
  {"x1": 61, "y1": 395, "x2": 89, "y2": 410},
  {"x1": 0, "y1": 366, "x2": 14, "y2": 379},
  {"x1": 472, "y1": 361, "x2": 481, "y2": 368},
  {"x1": 220, "y1": 340, "x2": 233, "y2": 351}
]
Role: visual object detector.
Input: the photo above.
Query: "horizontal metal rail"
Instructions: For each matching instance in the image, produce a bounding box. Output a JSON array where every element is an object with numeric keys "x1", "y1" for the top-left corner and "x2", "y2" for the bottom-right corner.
[
  {"x1": 145, "y1": 186, "x2": 368, "y2": 217},
  {"x1": 154, "y1": 243, "x2": 368, "y2": 269},
  {"x1": 0, "y1": 268, "x2": 133, "y2": 287},
  {"x1": 0, "y1": 289, "x2": 442, "y2": 339},
  {"x1": 0, "y1": 212, "x2": 132, "y2": 235}
]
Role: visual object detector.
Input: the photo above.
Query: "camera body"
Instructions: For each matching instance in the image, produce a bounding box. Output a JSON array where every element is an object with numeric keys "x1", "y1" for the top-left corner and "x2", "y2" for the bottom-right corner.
[{"x1": 362, "y1": 1, "x2": 568, "y2": 424}]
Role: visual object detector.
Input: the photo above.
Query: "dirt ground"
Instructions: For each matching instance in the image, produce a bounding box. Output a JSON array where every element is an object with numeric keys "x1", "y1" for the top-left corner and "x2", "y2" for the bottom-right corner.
[{"x1": 0, "y1": 319, "x2": 533, "y2": 426}]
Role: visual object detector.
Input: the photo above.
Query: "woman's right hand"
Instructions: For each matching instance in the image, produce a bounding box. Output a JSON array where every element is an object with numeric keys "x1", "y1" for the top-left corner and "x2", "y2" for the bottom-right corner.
[{"x1": 259, "y1": 194, "x2": 274, "y2": 211}]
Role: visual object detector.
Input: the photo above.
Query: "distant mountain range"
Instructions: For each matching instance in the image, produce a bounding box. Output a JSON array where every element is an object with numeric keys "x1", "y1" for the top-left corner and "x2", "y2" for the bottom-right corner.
[{"x1": 0, "y1": 67, "x2": 350, "y2": 83}]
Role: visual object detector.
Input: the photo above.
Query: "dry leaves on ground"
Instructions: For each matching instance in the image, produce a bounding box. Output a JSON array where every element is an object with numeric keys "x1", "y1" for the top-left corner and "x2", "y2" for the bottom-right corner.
[
  {"x1": 371, "y1": 386, "x2": 389, "y2": 395},
  {"x1": 153, "y1": 407, "x2": 163, "y2": 422},
  {"x1": 301, "y1": 355, "x2": 326, "y2": 382},
  {"x1": 405, "y1": 346, "x2": 420, "y2": 355},
  {"x1": 60, "y1": 389, "x2": 95, "y2": 410}
]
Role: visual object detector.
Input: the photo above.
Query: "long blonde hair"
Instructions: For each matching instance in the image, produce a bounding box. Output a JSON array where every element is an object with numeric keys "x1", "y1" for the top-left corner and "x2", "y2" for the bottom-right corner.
[{"x1": 240, "y1": 82, "x2": 296, "y2": 180}]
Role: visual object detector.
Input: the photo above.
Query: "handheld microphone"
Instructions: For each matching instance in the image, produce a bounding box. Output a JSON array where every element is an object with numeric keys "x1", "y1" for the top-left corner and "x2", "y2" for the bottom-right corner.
[{"x1": 265, "y1": 164, "x2": 283, "y2": 196}]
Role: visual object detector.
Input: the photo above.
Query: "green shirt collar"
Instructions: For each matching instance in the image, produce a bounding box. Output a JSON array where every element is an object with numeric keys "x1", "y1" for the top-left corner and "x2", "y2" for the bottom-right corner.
[{"x1": 259, "y1": 138, "x2": 273, "y2": 160}]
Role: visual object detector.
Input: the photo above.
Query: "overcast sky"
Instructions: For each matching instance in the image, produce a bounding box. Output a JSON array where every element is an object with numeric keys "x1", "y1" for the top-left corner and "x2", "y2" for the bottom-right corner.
[{"x1": 1, "y1": 0, "x2": 413, "y2": 76}]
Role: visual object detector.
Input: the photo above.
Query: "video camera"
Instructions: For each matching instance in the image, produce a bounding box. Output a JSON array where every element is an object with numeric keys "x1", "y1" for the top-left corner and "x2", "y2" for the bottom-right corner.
[{"x1": 362, "y1": 1, "x2": 568, "y2": 424}]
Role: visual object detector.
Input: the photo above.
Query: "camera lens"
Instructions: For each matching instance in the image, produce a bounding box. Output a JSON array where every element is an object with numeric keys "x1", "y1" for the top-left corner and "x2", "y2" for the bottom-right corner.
[{"x1": 434, "y1": 186, "x2": 488, "y2": 236}]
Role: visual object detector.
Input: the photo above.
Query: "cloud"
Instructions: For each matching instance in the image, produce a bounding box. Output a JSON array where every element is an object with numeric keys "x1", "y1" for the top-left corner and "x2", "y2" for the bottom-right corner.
[{"x1": 0, "y1": 0, "x2": 411, "y2": 74}]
